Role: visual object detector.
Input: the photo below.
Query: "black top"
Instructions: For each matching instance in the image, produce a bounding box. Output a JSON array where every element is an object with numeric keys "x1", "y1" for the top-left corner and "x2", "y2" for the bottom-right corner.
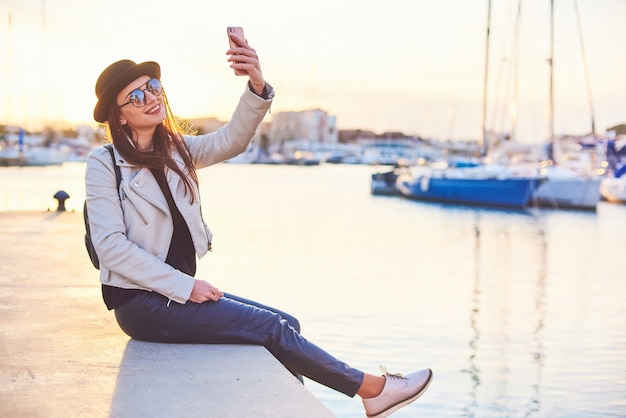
[{"x1": 102, "y1": 168, "x2": 196, "y2": 310}]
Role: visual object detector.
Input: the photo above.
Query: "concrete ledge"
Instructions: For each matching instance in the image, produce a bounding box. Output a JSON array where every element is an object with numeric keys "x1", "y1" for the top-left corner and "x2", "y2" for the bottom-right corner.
[
  {"x1": 110, "y1": 342, "x2": 333, "y2": 418},
  {"x1": 0, "y1": 212, "x2": 334, "y2": 417}
]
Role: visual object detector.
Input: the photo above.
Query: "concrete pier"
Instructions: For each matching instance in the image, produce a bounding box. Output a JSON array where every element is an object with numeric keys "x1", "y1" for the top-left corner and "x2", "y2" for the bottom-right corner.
[{"x1": 0, "y1": 211, "x2": 335, "y2": 417}]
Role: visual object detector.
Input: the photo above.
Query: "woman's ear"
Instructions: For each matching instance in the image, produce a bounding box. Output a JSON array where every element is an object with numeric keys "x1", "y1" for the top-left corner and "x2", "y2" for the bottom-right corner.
[{"x1": 119, "y1": 117, "x2": 127, "y2": 125}]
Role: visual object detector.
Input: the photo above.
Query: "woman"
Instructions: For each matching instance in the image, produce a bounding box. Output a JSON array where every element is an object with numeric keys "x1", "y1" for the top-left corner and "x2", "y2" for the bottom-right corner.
[{"x1": 85, "y1": 31, "x2": 432, "y2": 418}]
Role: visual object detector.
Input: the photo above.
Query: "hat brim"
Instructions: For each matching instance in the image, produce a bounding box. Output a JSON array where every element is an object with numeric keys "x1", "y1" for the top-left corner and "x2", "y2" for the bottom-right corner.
[{"x1": 93, "y1": 61, "x2": 161, "y2": 123}]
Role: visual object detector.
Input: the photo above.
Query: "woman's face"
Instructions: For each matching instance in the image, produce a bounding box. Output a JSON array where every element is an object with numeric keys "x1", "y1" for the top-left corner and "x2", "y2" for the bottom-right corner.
[{"x1": 116, "y1": 75, "x2": 166, "y2": 130}]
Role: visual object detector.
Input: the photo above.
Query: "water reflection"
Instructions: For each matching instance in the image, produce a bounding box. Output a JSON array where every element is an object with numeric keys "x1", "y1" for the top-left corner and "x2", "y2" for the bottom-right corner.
[
  {"x1": 462, "y1": 214, "x2": 481, "y2": 417},
  {"x1": 463, "y1": 210, "x2": 552, "y2": 417},
  {"x1": 527, "y1": 224, "x2": 546, "y2": 418},
  {"x1": 3, "y1": 164, "x2": 626, "y2": 417}
]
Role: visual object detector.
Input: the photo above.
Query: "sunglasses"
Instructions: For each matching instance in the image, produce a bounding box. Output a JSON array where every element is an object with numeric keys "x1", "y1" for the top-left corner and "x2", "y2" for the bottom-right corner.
[{"x1": 119, "y1": 78, "x2": 163, "y2": 108}]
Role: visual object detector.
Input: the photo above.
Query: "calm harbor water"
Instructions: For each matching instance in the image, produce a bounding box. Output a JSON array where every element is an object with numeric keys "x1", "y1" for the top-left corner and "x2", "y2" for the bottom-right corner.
[{"x1": 2, "y1": 162, "x2": 626, "y2": 417}]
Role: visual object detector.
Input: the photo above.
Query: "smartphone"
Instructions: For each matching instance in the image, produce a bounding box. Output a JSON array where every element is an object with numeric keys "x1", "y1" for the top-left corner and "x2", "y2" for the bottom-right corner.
[
  {"x1": 227, "y1": 26, "x2": 246, "y2": 75},
  {"x1": 227, "y1": 26, "x2": 245, "y2": 49}
]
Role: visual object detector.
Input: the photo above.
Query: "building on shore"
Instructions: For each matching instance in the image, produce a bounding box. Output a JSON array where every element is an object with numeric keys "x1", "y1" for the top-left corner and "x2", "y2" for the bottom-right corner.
[{"x1": 267, "y1": 109, "x2": 337, "y2": 149}]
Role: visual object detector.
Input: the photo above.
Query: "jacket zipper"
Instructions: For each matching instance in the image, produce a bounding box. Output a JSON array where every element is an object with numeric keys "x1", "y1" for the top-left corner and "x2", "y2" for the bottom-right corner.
[{"x1": 120, "y1": 189, "x2": 149, "y2": 225}]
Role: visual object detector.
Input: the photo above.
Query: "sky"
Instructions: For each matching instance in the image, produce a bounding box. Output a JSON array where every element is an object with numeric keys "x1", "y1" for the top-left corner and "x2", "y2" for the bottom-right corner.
[{"x1": 1, "y1": 0, "x2": 625, "y2": 143}]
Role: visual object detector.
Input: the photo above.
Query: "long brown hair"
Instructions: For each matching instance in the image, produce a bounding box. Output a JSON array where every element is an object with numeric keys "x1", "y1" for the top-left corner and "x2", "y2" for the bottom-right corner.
[{"x1": 104, "y1": 89, "x2": 199, "y2": 203}]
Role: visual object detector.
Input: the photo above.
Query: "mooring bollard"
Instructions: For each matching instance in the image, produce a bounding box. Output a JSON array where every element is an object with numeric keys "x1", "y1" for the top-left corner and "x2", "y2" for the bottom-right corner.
[{"x1": 53, "y1": 190, "x2": 70, "y2": 212}]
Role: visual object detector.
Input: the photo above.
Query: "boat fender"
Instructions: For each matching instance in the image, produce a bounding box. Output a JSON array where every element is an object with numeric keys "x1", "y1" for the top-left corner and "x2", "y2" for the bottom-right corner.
[{"x1": 420, "y1": 176, "x2": 430, "y2": 192}]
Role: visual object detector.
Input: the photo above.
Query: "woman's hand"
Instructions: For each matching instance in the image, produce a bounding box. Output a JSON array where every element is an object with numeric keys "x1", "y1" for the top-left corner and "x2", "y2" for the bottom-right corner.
[
  {"x1": 189, "y1": 279, "x2": 224, "y2": 303},
  {"x1": 226, "y1": 33, "x2": 265, "y2": 95}
]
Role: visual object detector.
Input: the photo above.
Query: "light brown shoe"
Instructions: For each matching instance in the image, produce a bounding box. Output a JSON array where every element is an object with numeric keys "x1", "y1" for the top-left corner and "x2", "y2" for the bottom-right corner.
[{"x1": 362, "y1": 366, "x2": 433, "y2": 417}]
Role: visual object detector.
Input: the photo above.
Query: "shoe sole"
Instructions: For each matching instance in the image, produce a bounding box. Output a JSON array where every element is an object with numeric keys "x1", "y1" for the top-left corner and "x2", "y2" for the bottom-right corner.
[{"x1": 366, "y1": 368, "x2": 433, "y2": 418}]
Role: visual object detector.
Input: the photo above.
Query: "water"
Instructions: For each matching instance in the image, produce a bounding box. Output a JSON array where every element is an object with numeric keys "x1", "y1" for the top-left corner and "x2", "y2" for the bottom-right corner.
[{"x1": 2, "y1": 163, "x2": 626, "y2": 417}]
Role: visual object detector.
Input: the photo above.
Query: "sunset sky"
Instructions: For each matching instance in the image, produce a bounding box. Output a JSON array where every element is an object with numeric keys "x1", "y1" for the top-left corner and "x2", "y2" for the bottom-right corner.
[{"x1": 1, "y1": 0, "x2": 625, "y2": 143}]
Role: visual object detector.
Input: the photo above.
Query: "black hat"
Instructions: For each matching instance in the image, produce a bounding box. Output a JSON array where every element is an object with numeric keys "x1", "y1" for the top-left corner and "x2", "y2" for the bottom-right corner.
[{"x1": 93, "y1": 59, "x2": 161, "y2": 123}]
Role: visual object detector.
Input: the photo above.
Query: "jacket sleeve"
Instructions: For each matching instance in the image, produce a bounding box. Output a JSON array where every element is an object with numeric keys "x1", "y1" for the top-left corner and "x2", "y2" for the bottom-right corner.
[
  {"x1": 85, "y1": 147, "x2": 195, "y2": 304},
  {"x1": 185, "y1": 82, "x2": 274, "y2": 168}
]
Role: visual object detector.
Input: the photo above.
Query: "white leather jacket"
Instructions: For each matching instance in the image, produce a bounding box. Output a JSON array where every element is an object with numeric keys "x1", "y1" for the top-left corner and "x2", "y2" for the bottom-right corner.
[{"x1": 85, "y1": 84, "x2": 273, "y2": 304}]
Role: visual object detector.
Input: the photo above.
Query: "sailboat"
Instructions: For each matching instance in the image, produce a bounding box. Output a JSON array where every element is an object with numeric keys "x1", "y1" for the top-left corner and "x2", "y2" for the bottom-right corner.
[
  {"x1": 396, "y1": 162, "x2": 542, "y2": 208},
  {"x1": 394, "y1": 0, "x2": 544, "y2": 209},
  {"x1": 600, "y1": 135, "x2": 626, "y2": 203},
  {"x1": 600, "y1": 176, "x2": 626, "y2": 204},
  {"x1": 0, "y1": 5, "x2": 68, "y2": 167},
  {"x1": 525, "y1": 0, "x2": 603, "y2": 211}
]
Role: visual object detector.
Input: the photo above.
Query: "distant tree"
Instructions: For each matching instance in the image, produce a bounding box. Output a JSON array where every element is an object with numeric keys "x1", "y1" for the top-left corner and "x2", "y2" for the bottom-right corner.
[
  {"x1": 259, "y1": 133, "x2": 269, "y2": 153},
  {"x1": 607, "y1": 124, "x2": 626, "y2": 135},
  {"x1": 62, "y1": 127, "x2": 78, "y2": 138}
]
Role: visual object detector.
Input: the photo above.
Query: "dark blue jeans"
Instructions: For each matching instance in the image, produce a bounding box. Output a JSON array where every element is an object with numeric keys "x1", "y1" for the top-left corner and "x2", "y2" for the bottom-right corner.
[{"x1": 114, "y1": 291, "x2": 364, "y2": 397}]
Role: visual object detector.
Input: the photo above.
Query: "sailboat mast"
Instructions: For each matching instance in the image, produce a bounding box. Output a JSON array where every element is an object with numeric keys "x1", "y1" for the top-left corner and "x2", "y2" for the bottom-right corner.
[
  {"x1": 549, "y1": 0, "x2": 555, "y2": 143},
  {"x1": 511, "y1": 0, "x2": 522, "y2": 142},
  {"x1": 480, "y1": 0, "x2": 492, "y2": 158},
  {"x1": 41, "y1": 0, "x2": 46, "y2": 129},
  {"x1": 6, "y1": 14, "x2": 12, "y2": 126},
  {"x1": 573, "y1": 0, "x2": 596, "y2": 137}
]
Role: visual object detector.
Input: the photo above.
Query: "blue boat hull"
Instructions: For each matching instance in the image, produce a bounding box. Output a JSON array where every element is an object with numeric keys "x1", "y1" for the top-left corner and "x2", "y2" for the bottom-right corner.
[{"x1": 398, "y1": 176, "x2": 543, "y2": 208}]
